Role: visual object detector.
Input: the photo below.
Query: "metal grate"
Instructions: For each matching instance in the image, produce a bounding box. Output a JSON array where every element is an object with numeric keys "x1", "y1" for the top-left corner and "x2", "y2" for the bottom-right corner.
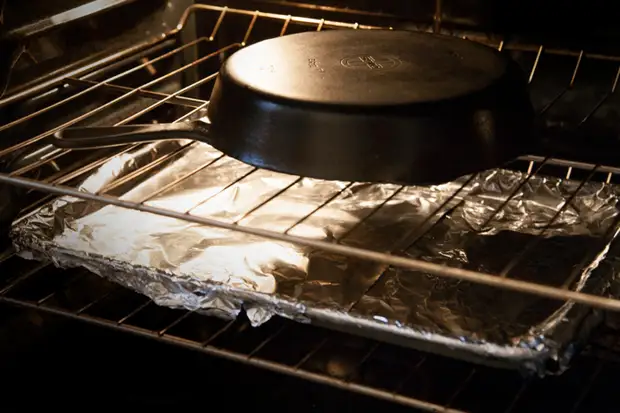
[
  {"x1": 1, "y1": 4, "x2": 620, "y2": 311},
  {"x1": 0, "y1": 255, "x2": 617, "y2": 413},
  {"x1": 2, "y1": 3, "x2": 620, "y2": 410}
]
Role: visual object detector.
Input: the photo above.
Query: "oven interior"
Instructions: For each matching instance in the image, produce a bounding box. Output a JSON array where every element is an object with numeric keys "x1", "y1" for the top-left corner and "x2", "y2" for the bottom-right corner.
[{"x1": 3, "y1": 0, "x2": 620, "y2": 411}]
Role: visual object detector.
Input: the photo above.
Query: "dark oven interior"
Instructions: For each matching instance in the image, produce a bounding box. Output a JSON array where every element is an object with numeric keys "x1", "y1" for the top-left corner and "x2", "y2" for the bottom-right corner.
[{"x1": 3, "y1": 1, "x2": 620, "y2": 412}]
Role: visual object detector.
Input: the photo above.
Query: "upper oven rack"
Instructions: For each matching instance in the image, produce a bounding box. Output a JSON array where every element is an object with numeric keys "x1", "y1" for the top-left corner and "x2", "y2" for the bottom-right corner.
[{"x1": 2, "y1": 3, "x2": 620, "y2": 317}]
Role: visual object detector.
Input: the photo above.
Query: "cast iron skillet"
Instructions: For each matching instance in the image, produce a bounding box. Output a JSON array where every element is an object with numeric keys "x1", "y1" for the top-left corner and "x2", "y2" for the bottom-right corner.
[{"x1": 52, "y1": 29, "x2": 537, "y2": 185}]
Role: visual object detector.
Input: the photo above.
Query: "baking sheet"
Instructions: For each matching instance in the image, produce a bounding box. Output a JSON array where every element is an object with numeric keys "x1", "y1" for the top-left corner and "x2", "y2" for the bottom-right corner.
[{"x1": 10, "y1": 127, "x2": 620, "y2": 374}]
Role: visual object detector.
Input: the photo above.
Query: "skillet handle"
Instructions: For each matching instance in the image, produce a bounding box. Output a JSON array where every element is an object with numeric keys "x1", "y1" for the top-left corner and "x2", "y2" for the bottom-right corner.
[{"x1": 53, "y1": 121, "x2": 211, "y2": 149}]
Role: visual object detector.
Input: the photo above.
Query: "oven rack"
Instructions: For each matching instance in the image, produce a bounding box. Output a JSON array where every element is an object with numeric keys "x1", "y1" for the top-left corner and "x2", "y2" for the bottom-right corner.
[
  {"x1": 1, "y1": 4, "x2": 620, "y2": 313},
  {"x1": 0, "y1": 257, "x2": 615, "y2": 413},
  {"x1": 0, "y1": 3, "x2": 619, "y2": 411}
]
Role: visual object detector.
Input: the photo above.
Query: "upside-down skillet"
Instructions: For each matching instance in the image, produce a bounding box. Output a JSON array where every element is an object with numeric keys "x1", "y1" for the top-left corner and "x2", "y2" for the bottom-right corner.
[{"x1": 52, "y1": 29, "x2": 544, "y2": 185}]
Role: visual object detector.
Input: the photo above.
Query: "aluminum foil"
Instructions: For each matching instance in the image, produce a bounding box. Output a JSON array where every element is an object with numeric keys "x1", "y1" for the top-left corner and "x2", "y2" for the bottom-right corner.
[{"x1": 10, "y1": 128, "x2": 620, "y2": 375}]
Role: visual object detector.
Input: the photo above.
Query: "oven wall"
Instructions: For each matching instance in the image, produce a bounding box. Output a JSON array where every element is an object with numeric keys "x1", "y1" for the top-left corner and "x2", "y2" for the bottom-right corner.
[{"x1": 214, "y1": 0, "x2": 620, "y2": 54}]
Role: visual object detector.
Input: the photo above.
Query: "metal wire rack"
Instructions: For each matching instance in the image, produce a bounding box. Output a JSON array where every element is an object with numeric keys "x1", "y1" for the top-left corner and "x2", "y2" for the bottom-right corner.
[
  {"x1": 0, "y1": 3, "x2": 620, "y2": 411},
  {"x1": 1, "y1": 4, "x2": 620, "y2": 311},
  {"x1": 0, "y1": 257, "x2": 616, "y2": 413}
]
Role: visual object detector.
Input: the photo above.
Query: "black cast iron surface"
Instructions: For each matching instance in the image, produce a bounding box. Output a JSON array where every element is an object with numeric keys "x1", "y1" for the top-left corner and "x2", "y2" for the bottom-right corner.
[{"x1": 51, "y1": 28, "x2": 535, "y2": 186}]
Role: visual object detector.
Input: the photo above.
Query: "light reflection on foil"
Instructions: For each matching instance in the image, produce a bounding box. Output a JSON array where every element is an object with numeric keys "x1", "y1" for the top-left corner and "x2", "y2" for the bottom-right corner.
[{"x1": 10, "y1": 134, "x2": 620, "y2": 375}]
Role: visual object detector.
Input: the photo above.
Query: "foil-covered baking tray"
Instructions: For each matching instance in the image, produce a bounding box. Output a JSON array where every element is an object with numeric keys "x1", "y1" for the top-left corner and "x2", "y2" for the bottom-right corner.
[{"x1": 10, "y1": 127, "x2": 620, "y2": 375}]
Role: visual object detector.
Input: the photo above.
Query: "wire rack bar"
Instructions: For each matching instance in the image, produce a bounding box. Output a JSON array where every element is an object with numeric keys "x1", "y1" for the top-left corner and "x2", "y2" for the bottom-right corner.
[
  {"x1": 0, "y1": 38, "x2": 179, "y2": 111},
  {"x1": 0, "y1": 2, "x2": 615, "y2": 409},
  {"x1": 0, "y1": 294, "x2": 467, "y2": 413},
  {"x1": 2, "y1": 3, "x2": 616, "y2": 307},
  {"x1": 0, "y1": 3, "x2": 620, "y2": 317},
  {"x1": 0, "y1": 46, "x2": 228, "y2": 185},
  {"x1": 64, "y1": 78, "x2": 208, "y2": 108},
  {"x1": 520, "y1": 155, "x2": 620, "y2": 175},
  {"x1": 500, "y1": 165, "x2": 599, "y2": 277},
  {"x1": 0, "y1": 3, "x2": 619, "y2": 386},
  {"x1": 14, "y1": 101, "x2": 211, "y2": 235},
  {"x1": 255, "y1": 0, "x2": 405, "y2": 19},
  {"x1": 0, "y1": 37, "x2": 208, "y2": 136},
  {"x1": 176, "y1": 4, "x2": 620, "y2": 62},
  {"x1": 4, "y1": 172, "x2": 620, "y2": 312},
  {"x1": 0, "y1": 41, "x2": 236, "y2": 159}
]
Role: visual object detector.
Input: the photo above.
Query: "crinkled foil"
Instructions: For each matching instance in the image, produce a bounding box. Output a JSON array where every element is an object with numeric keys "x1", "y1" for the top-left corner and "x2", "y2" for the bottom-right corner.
[{"x1": 10, "y1": 129, "x2": 620, "y2": 375}]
